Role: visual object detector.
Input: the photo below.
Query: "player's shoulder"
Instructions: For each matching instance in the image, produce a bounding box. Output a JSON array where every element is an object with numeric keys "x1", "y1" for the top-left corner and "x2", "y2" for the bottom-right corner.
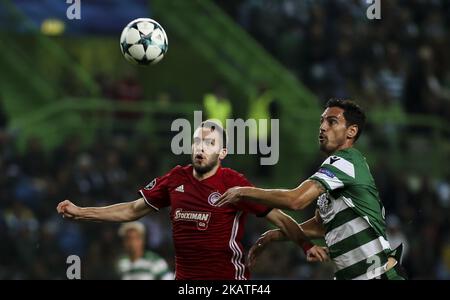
[
  {"x1": 321, "y1": 148, "x2": 368, "y2": 178},
  {"x1": 220, "y1": 167, "x2": 252, "y2": 186},
  {"x1": 118, "y1": 254, "x2": 129, "y2": 261},
  {"x1": 221, "y1": 167, "x2": 245, "y2": 178},
  {"x1": 325, "y1": 148, "x2": 365, "y2": 164},
  {"x1": 151, "y1": 165, "x2": 190, "y2": 186},
  {"x1": 144, "y1": 250, "x2": 163, "y2": 261},
  {"x1": 117, "y1": 255, "x2": 130, "y2": 267},
  {"x1": 166, "y1": 164, "x2": 191, "y2": 176},
  {"x1": 169, "y1": 164, "x2": 184, "y2": 172}
]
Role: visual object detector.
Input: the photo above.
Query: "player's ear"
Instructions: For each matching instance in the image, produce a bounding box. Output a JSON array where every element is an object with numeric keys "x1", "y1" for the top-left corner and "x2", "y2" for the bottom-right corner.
[
  {"x1": 219, "y1": 147, "x2": 227, "y2": 160},
  {"x1": 347, "y1": 124, "x2": 358, "y2": 140}
]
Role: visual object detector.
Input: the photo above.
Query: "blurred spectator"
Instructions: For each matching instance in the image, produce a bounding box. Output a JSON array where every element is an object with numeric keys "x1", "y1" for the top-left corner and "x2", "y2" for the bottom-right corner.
[
  {"x1": 436, "y1": 241, "x2": 450, "y2": 279},
  {"x1": 102, "y1": 150, "x2": 128, "y2": 199},
  {"x1": 404, "y1": 46, "x2": 442, "y2": 117},
  {"x1": 376, "y1": 43, "x2": 407, "y2": 106},
  {"x1": 95, "y1": 73, "x2": 116, "y2": 99},
  {"x1": 203, "y1": 84, "x2": 232, "y2": 126},
  {"x1": 116, "y1": 222, "x2": 173, "y2": 280},
  {"x1": 72, "y1": 153, "x2": 106, "y2": 199},
  {"x1": 21, "y1": 137, "x2": 48, "y2": 177},
  {"x1": 3, "y1": 201, "x2": 39, "y2": 277},
  {"x1": 114, "y1": 71, "x2": 143, "y2": 102},
  {"x1": 113, "y1": 71, "x2": 144, "y2": 123},
  {"x1": 52, "y1": 135, "x2": 82, "y2": 171},
  {"x1": 247, "y1": 83, "x2": 278, "y2": 178}
]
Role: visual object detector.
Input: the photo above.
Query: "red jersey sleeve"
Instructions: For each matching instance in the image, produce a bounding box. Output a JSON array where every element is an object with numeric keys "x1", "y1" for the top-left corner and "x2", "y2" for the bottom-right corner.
[
  {"x1": 138, "y1": 170, "x2": 173, "y2": 210},
  {"x1": 226, "y1": 171, "x2": 273, "y2": 217}
]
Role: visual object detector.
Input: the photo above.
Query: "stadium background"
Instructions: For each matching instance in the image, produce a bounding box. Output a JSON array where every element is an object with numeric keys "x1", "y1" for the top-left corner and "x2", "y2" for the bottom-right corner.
[{"x1": 0, "y1": 0, "x2": 449, "y2": 279}]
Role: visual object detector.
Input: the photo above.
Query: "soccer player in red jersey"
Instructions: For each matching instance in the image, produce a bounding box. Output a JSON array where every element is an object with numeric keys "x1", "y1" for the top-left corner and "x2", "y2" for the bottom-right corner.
[{"x1": 57, "y1": 121, "x2": 328, "y2": 279}]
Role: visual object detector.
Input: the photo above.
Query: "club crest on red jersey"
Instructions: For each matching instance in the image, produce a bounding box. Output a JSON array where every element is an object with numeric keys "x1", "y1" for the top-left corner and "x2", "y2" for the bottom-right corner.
[{"x1": 208, "y1": 192, "x2": 222, "y2": 206}]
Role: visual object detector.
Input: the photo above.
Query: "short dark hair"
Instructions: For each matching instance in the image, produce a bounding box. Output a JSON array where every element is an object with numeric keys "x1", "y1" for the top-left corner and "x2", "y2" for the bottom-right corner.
[
  {"x1": 198, "y1": 120, "x2": 227, "y2": 148},
  {"x1": 326, "y1": 99, "x2": 366, "y2": 142}
]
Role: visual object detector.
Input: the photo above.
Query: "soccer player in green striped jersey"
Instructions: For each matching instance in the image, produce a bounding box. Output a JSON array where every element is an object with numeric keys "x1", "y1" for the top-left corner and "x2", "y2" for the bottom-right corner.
[{"x1": 217, "y1": 99, "x2": 407, "y2": 280}]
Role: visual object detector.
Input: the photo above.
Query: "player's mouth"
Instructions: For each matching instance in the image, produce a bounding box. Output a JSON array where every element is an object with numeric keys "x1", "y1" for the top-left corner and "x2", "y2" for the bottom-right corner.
[
  {"x1": 319, "y1": 134, "x2": 327, "y2": 144},
  {"x1": 194, "y1": 153, "x2": 205, "y2": 162}
]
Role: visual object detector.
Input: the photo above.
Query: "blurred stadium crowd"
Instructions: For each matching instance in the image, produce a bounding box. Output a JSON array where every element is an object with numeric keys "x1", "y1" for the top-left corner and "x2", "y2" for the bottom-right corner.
[
  {"x1": 0, "y1": 0, "x2": 449, "y2": 279},
  {"x1": 219, "y1": 0, "x2": 450, "y2": 119}
]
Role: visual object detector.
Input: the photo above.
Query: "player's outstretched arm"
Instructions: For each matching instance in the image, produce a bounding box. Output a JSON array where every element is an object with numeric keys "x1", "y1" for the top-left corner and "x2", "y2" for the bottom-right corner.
[
  {"x1": 217, "y1": 179, "x2": 326, "y2": 211},
  {"x1": 56, "y1": 198, "x2": 155, "y2": 222}
]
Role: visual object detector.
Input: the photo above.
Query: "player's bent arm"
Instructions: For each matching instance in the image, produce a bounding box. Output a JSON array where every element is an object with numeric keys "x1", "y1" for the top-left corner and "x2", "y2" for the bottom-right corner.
[
  {"x1": 56, "y1": 198, "x2": 155, "y2": 222},
  {"x1": 241, "y1": 179, "x2": 326, "y2": 211},
  {"x1": 265, "y1": 209, "x2": 309, "y2": 246},
  {"x1": 250, "y1": 209, "x2": 330, "y2": 264},
  {"x1": 261, "y1": 209, "x2": 325, "y2": 241},
  {"x1": 299, "y1": 209, "x2": 326, "y2": 239}
]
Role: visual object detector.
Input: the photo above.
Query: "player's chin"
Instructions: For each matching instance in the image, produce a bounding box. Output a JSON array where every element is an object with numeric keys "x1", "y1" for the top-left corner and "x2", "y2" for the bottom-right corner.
[
  {"x1": 319, "y1": 141, "x2": 334, "y2": 153},
  {"x1": 192, "y1": 160, "x2": 204, "y2": 169},
  {"x1": 193, "y1": 163, "x2": 212, "y2": 174}
]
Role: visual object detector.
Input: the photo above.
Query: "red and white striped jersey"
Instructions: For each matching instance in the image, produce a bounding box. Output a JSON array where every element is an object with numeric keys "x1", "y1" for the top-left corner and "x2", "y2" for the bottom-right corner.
[{"x1": 139, "y1": 165, "x2": 271, "y2": 280}]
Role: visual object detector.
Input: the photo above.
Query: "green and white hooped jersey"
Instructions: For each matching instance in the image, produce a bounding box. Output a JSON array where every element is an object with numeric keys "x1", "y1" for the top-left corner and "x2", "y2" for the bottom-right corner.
[
  {"x1": 310, "y1": 147, "x2": 392, "y2": 280},
  {"x1": 117, "y1": 251, "x2": 173, "y2": 280}
]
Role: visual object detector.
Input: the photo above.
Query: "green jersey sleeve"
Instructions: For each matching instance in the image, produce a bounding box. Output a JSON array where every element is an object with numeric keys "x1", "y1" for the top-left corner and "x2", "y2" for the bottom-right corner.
[{"x1": 310, "y1": 155, "x2": 356, "y2": 191}]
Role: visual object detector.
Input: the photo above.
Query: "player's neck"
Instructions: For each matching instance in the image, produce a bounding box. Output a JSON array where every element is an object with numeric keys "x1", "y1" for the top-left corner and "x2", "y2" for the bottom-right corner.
[
  {"x1": 129, "y1": 249, "x2": 144, "y2": 262},
  {"x1": 193, "y1": 164, "x2": 220, "y2": 181},
  {"x1": 331, "y1": 142, "x2": 354, "y2": 155}
]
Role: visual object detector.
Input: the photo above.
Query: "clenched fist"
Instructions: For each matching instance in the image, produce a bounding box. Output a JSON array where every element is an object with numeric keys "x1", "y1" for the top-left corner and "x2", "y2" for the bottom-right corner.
[{"x1": 56, "y1": 200, "x2": 81, "y2": 220}]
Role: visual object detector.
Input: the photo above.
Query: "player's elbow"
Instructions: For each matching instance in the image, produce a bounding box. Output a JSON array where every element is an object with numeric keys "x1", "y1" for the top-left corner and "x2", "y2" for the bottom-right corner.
[
  {"x1": 125, "y1": 211, "x2": 141, "y2": 222},
  {"x1": 126, "y1": 198, "x2": 153, "y2": 221},
  {"x1": 127, "y1": 206, "x2": 144, "y2": 222},
  {"x1": 288, "y1": 194, "x2": 309, "y2": 211},
  {"x1": 289, "y1": 202, "x2": 308, "y2": 211},
  {"x1": 117, "y1": 202, "x2": 140, "y2": 222}
]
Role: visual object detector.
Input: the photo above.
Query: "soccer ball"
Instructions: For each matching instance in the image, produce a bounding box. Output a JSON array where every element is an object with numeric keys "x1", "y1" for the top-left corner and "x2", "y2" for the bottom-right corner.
[{"x1": 120, "y1": 18, "x2": 168, "y2": 65}]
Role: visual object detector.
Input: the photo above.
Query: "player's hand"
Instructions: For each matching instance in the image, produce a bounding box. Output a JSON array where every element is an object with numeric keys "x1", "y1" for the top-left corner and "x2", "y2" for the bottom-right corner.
[
  {"x1": 56, "y1": 200, "x2": 81, "y2": 220},
  {"x1": 215, "y1": 187, "x2": 245, "y2": 207},
  {"x1": 247, "y1": 230, "x2": 280, "y2": 269},
  {"x1": 306, "y1": 245, "x2": 330, "y2": 263}
]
